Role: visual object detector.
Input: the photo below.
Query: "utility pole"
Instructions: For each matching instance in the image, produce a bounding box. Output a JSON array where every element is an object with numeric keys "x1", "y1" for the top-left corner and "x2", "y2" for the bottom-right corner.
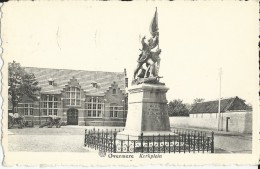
[{"x1": 217, "y1": 68, "x2": 222, "y2": 131}]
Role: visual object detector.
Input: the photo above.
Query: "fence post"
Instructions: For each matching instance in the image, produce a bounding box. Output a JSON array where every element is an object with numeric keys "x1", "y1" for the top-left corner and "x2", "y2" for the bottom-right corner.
[
  {"x1": 168, "y1": 134, "x2": 171, "y2": 154},
  {"x1": 211, "y1": 131, "x2": 214, "y2": 153},
  {"x1": 183, "y1": 133, "x2": 186, "y2": 153},
  {"x1": 197, "y1": 132, "x2": 200, "y2": 153},
  {"x1": 201, "y1": 131, "x2": 203, "y2": 153},
  {"x1": 147, "y1": 138, "x2": 150, "y2": 153},
  {"x1": 178, "y1": 132, "x2": 180, "y2": 153},
  {"x1": 110, "y1": 133, "x2": 113, "y2": 152},
  {"x1": 207, "y1": 136, "x2": 209, "y2": 152},
  {"x1": 193, "y1": 132, "x2": 196, "y2": 153},
  {"x1": 105, "y1": 129, "x2": 108, "y2": 152},
  {"x1": 121, "y1": 140, "x2": 123, "y2": 153},
  {"x1": 84, "y1": 129, "x2": 87, "y2": 146},
  {"x1": 134, "y1": 139, "x2": 136, "y2": 153},
  {"x1": 202, "y1": 134, "x2": 205, "y2": 153},
  {"x1": 97, "y1": 129, "x2": 100, "y2": 150},
  {"x1": 101, "y1": 129, "x2": 104, "y2": 151},
  {"x1": 188, "y1": 133, "x2": 190, "y2": 153},
  {"x1": 141, "y1": 133, "x2": 144, "y2": 153},
  {"x1": 88, "y1": 130, "x2": 91, "y2": 148},
  {"x1": 163, "y1": 134, "x2": 166, "y2": 153},
  {"x1": 173, "y1": 134, "x2": 176, "y2": 153},
  {"x1": 113, "y1": 132, "x2": 116, "y2": 153},
  {"x1": 158, "y1": 134, "x2": 161, "y2": 153},
  {"x1": 127, "y1": 135, "x2": 130, "y2": 152},
  {"x1": 152, "y1": 134, "x2": 155, "y2": 153}
]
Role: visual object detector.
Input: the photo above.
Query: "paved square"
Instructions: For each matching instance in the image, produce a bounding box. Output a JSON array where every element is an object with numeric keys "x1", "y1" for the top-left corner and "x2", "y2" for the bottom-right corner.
[
  {"x1": 8, "y1": 126, "x2": 252, "y2": 153},
  {"x1": 8, "y1": 127, "x2": 88, "y2": 152}
]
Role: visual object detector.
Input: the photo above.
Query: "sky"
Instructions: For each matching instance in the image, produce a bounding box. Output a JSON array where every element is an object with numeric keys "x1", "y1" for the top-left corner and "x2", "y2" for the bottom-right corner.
[{"x1": 3, "y1": 1, "x2": 258, "y2": 104}]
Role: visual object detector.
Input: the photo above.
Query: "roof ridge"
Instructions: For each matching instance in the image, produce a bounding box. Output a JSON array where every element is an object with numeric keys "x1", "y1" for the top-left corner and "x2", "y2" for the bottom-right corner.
[
  {"x1": 197, "y1": 96, "x2": 237, "y2": 103},
  {"x1": 23, "y1": 67, "x2": 126, "y2": 95},
  {"x1": 24, "y1": 66, "x2": 125, "y2": 74}
]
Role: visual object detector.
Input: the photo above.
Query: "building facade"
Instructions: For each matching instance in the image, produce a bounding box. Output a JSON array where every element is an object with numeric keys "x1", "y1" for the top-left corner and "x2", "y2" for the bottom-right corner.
[
  {"x1": 189, "y1": 96, "x2": 252, "y2": 133},
  {"x1": 169, "y1": 96, "x2": 252, "y2": 134},
  {"x1": 9, "y1": 67, "x2": 128, "y2": 126}
]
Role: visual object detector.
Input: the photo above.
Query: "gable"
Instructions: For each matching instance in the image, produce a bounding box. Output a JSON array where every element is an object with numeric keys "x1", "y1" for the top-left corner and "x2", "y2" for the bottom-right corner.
[
  {"x1": 227, "y1": 97, "x2": 249, "y2": 111},
  {"x1": 190, "y1": 97, "x2": 249, "y2": 114}
]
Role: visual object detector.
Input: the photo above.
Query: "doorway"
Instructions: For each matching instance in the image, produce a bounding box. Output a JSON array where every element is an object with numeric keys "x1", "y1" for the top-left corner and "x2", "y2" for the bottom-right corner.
[
  {"x1": 226, "y1": 117, "x2": 230, "y2": 132},
  {"x1": 67, "y1": 108, "x2": 78, "y2": 125}
]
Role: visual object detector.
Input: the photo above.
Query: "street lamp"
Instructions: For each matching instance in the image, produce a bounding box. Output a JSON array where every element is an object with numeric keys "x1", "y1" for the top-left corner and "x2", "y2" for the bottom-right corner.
[{"x1": 37, "y1": 96, "x2": 41, "y2": 125}]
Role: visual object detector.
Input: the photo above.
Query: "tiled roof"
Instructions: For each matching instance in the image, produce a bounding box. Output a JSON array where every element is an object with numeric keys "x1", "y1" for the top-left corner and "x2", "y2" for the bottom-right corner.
[
  {"x1": 190, "y1": 96, "x2": 250, "y2": 114},
  {"x1": 24, "y1": 67, "x2": 126, "y2": 96}
]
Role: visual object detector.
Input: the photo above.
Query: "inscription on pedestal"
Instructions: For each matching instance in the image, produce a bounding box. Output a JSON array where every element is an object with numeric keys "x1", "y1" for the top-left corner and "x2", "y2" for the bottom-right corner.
[
  {"x1": 146, "y1": 103, "x2": 167, "y2": 118},
  {"x1": 143, "y1": 103, "x2": 169, "y2": 131}
]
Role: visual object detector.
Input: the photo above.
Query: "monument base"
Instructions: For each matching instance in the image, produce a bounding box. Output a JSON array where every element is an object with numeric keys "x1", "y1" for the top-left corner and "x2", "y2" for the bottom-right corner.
[{"x1": 117, "y1": 83, "x2": 171, "y2": 140}]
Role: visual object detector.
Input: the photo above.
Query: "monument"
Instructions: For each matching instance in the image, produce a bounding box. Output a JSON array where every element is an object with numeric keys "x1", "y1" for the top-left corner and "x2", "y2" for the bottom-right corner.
[{"x1": 117, "y1": 8, "x2": 171, "y2": 140}]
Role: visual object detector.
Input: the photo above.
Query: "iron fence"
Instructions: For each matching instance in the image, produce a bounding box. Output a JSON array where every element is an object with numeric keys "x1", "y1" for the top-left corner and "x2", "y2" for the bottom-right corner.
[{"x1": 84, "y1": 128, "x2": 214, "y2": 153}]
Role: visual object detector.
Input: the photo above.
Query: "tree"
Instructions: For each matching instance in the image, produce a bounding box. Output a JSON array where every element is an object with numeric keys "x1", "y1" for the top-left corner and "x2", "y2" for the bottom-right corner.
[
  {"x1": 168, "y1": 99, "x2": 189, "y2": 117},
  {"x1": 191, "y1": 98, "x2": 205, "y2": 109},
  {"x1": 193, "y1": 98, "x2": 205, "y2": 104},
  {"x1": 8, "y1": 61, "x2": 41, "y2": 113}
]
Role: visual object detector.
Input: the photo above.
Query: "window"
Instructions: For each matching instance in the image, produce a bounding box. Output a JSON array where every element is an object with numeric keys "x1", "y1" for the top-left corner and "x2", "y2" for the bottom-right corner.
[
  {"x1": 43, "y1": 109, "x2": 47, "y2": 116},
  {"x1": 48, "y1": 109, "x2": 52, "y2": 115},
  {"x1": 88, "y1": 104, "x2": 92, "y2": 109},
  {"x1": 42, "y1": 95, "x2": 59, "y2": 116},
  {"x1": 110, "y1": 107, "x2": 113, "y2": 117},
  {"x1": 54, "y1": 109, "x2": 58, "y2": 116},
  {"x1": 113, "y1": 89, "x2": 117, "y2": 95},
  {"x1": 65, "y1": 87, "x2": 81, "y2": 106},
  {"x1": 85, "y1": 97, "x2": 103, "y2": 117},
  {"x1": 48, "y1": 78, "x2": 54, "y2": 86},
  {"x1": 24, "y1": 104, "x2": 33, "y2": 116},
  {"x1": 87, "y1": 110, "x2": 91, "y2": 117},
  {"x1": 43, "y1": 102, "x2": 47, "y2": 108},
  {"x1": 109, "y1": 103, "x2": 121, "y2": 118}
]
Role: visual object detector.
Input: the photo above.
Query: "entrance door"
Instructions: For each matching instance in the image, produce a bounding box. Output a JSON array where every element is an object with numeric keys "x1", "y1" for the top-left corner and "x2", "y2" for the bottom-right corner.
[
  {"x1": 226, "y1": 117, "x2": 230, "y2": 132},
  {"x1": 67, "y1": 109, "x2": 78, "y2": 125}
]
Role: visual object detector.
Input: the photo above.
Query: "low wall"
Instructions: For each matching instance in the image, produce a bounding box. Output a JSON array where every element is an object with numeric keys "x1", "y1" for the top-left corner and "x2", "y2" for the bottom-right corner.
[{"x1": 169, "y1": 111, "x2": 252, "y2": 134}]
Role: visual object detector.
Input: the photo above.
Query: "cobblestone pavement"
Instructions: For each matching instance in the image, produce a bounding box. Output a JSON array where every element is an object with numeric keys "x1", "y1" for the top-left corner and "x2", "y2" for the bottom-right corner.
[
  {"x1": 171, "y1": 127, "x2": 252, "y2": 154},
  {"x1": 8, "y1": 126, "x2": 251, "y2": 153},
  {"x1": 8, "y1": 127, "x2": 89, "y2": 152},
  {"x1": 214, "y1": 135, "x2": 252, "y2": 153}
]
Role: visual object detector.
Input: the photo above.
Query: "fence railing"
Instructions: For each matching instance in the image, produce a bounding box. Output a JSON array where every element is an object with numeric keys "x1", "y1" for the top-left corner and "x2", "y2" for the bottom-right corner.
[{"x1": 84, "y1": 128, "x2": 214, "y2": 153}]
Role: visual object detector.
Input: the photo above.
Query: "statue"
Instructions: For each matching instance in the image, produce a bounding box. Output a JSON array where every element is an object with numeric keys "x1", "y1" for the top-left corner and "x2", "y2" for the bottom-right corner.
[{"x1": 132, "y1": 8, "x2": 163, "y2": 85}]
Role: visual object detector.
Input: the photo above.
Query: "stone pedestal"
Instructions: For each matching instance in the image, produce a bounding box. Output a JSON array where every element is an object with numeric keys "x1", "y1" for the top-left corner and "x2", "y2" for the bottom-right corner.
[{"x1": 117, "y1": 83, "x2": 171, "y2": 140}]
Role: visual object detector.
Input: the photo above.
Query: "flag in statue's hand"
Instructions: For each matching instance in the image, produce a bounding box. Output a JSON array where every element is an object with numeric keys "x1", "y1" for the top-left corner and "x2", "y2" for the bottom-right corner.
[{"x1": 149, "y1": 8, "x2": 158, "y2": 36}]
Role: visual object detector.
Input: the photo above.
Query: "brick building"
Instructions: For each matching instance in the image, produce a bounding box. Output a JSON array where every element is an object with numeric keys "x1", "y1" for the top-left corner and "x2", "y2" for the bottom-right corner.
[{"x1": 9, "y1": 67, "x2": 128, "y2": 126}]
